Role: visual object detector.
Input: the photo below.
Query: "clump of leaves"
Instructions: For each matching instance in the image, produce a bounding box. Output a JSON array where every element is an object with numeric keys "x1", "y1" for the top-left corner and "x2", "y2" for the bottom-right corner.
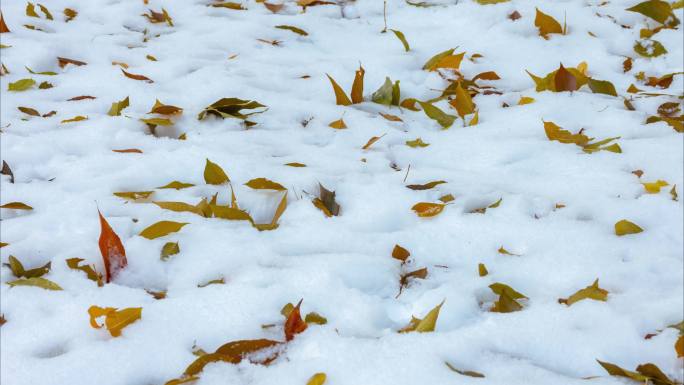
[
  {"x1": 98, "y1": 210, "x2": 127, "y2": 283},
  {"x1": 646, "y1": 101, "x2": 683, "y2": 132},
  {"x1": 89, "y1": 306, "x2": 142, "y2": 337},
  {"x1": 197, "y1": 98, "x2": 266, "y2": 123},
  {"x1": 312, "y1": 183, "x2": 340, "y2": 217},
  {"x1": 281, "y1": 301, "x2": 328, "y2": 327},
  {"x1": 558, "y1": 279, "x2": 608, "y2": 305},
  {"x1": 398, "y1": 300, "x2": 444, "y2": 333},
  {"x1": 489, "y1": 283, "x2": 527, "y2": 313},
  {"x1": 527, "y1": 62, "x2": 621, "y2": 95},
  {"x1": 142, "y1": 8, "x2": 173, "y2": 26}
]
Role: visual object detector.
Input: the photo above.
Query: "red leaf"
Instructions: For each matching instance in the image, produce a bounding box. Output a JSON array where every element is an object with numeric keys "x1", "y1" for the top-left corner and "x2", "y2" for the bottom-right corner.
[
  {"x1": 554, "y1": 63, "x2": 577, "y2": 92},
  {"x1": 98, "y1": 210, "x2": 127, "y2": 283},
  {"x1": 284, "y1": 299, "x2": 307, "y2": 341}
]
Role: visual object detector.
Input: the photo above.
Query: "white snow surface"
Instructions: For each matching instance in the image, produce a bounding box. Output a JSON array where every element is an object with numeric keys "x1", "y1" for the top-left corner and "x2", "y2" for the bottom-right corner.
[{"x1": 1, "y1": 0, "x2": 683, "y2": 385}]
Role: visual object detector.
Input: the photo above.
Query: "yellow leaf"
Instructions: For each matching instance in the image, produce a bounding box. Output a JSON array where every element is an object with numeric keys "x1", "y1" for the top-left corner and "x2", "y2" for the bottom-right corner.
[
  {"x1": 642, "y1": 180, "x2": 669, "y2": 193},
  {"x1": 468, "y1": 110, "x2": 479, "y2": 126},
  {"x1": 326, "y1": 74, "x2": 352, "y2": 105},
  {"x1": 544, "y1": 121, "x2": 591, "y2": 146},
  {"x1": 211, "y1": 205, "x2": 253, "y2": 222},
  {"x1": 284, "y1": 162, "x2": 306, "y2": 167},
  {"x1": 7, "y1": 277, "x2": 62, "y2": 290},
  {"x1": 406, "y1": 180, "x2": 446, "y2": 190},
  {"x1": 245, "y1": 178, "x2": 286, "y2": 191},
  {"x1": 478, "y1": 263, "x2": 488, "y2": 277},
  {"x1": 204, "y1": 159, "x2": 229, "y2": 184},
  {"x1": 671, "y1": 185, "x2": 678, "y2": 201},
  {"x1": 615, "y1": 219, "x2": 643, "y2": 236},
  {"x1": 0, "y1": 202, "x2": 33, "y2": 210},
  {"x1": 328, "y1": 118, "x2": 347, "y2": 129},
  {"x1": 60, "y1": 116, "x2": 87, "y2": 123},
  {"x1": 113, "y1": 191, "x2": 154, "y2": 201},
  {"x1": 518, "y1": 96, "x2": 535, "y2": 105},
  {"x1": 406, "y1": 138, "x2": 429, "y2": 148},
  {"x1": 139, "y1": 221, "x2": 188, "y2": 239},
  {"x1": 140, "y1": 118, "x2": 173, "y2": 126},
  {"x1": 351, "y1": 65, "x2": 364, "y2": 104},
  {"x1": 153, "y1": 201, "x2": 202, "y2": 215},
  {"x1": 88, "y1": 306, "x2": 142, "y2": 337},
  {"x1": 559, "y1": 279, "x2": 608, "y2": 305},
  {"x1": 423, "y1": 48, "x2": 455, "y2": 71},
  {"x1": 361, "y1": 134, "x2": 385, "y2": 150},
  {"x1": 411, "y1": 202, "x2": 445, "y2": 217},
  {"x1": 399, "y1": 300, "x2": 444, "y2": 333},
  {"x1": 449, "y1": 82, "x2": 475, "y2": 118},
  {"x1": 107, "y1": 96, "x2": 129, "y2": 116},
  {"x1": 306, "y1": 373, "x2": 327, "y2": 385},
  {"x1": 157, "y1": 181, "x2": 195, "y2": 190},
  {"x1": 535, "y1": 8, "x2": 563, "y2": 37},
  {"x1": 253, "y1": 192, "x2": 287, "y2": 231},
  {"x1": 498, "y1": 246, "x2": 519, "y2": 256},
  {"x1": 149, "y1": 99, "x2": 183, "y2": 115},
  {"x1": 161, "y1": 242, "x2": 179, "y2": 261},
  {"x1": 379, "y1": 112, "x2": 403, "y2": 122}
]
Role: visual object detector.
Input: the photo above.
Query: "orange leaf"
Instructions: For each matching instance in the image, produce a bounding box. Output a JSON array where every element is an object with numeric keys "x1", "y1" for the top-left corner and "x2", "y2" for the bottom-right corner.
[
  {"x1": 0, "y1": 12, "x2": 11, "y2": 33},
  {"x1": 57, "y1": 57, "x2": 87, "y2": 68},
  {"x1": 326, "y1": 74, "x2": 351, "y2": 106},
  {"x1": 362, "y1": 134, "x2": 386, "y2": 150},
  {"x1": 411, "y1": 202, "x2": 445, "y2": 217},
  {"x1": 98, "y1": 210, "x2": 127, "y2": 283},
  {"x1": 121, "y1": 69, "x2": 153, "y2": 83},
  {"x1": 284, "y1": 299, "x2": 307, "y2": 341},
  {"x1": 554, "y1": 64, "x2": 577, "y2": 92},
  {"x1": 112, "y1": 148, "x2": 143, "y2": 153},
  {"x1": 676, "y1": 335, "x2": 683, "y2": 358},
  {"x1": 264, "y1": 2, "x2": 284, "y2": 13},
  {"x1": 379, "y1": 112, "x2": 403, "y2": 122}
]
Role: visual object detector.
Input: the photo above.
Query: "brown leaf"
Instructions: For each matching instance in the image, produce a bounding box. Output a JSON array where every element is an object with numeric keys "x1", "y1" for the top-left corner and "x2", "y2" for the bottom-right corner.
[
  {"x1": 406, "y1": 180, "x2": 446, "y2": 190},
  {"x1": 112, "y1": 148, "x2": 143, "y2": 154},
  {"x1": 379, "y1": 112, "x2": 402, "y2": 122},
  {"x1": 57, "y1": 57, "x2": 87, "y2": 68},
  {"x1": 284, "y1": 299, "x2": 307, "y2": 341},
  {"x1": 392, "y1": 244, "x2": 410, "y2": 263},
  {"x1": 411, "y1": 202, "x2": 445, "y2": 217},
  {"x1": 0, "y1": 12, "x2": 10, "y2": 33},
  {"x1": 98, "y1": 210, "x2": 127, "y2": 283},
  {"x1": 1, "y1": 161, "x2": 14, "y2": 183},
  {"x1": 18, "y1": 107, "x2": 40, "y2": 116},
  {"x1": 361, "y1": 134, "x2": 385, "y2": 150},
  {"x1": 623, "y1": 57, "x2": 633, "y2": 73},
  {"x1": 264, "y1": 2, "x2": 284, "y2": 13},
  {"x1": 508, "y1": 11, "x2": 521, "y2": 21},
  {"x1": 149, "y1": 99, "x2": 183, "y2": 115},
  {"x1": 68, "y1": 95, "x2": 96, "y2": 101},
  {"x1": 554, "y1": 64, "x2": 577, "y2": 92},
  {"x1": 121, "y1": 69, "x2": 153, "y2": 83}
]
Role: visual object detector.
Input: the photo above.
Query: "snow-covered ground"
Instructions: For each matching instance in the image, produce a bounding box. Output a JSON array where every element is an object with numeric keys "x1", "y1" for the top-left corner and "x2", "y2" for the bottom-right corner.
[{"x1": 1, "y1": 1, "x2": 683, "y2": 384}]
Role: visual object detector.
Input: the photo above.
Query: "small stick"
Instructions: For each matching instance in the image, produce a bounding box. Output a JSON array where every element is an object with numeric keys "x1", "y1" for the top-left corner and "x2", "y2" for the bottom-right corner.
[
  {"x1": 382, "y1": 0, "x2": 388, "y2": 33},
  {"x1": 403, "y1": 164, "x2": 411, "y2": 183}
]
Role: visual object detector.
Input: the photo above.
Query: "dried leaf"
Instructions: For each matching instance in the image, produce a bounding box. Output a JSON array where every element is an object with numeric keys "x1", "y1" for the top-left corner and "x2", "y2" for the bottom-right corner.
[
  {"x1": 306, "y1": 373, "x2": 327, "y2": 385},
  {"x1": 149, "y1": 99, "x2": 183, "y2": 115},
  {"x1": 418, "y1": 101, "x2": 456, "y2": 129},
  {"x1": 57, "y1": 57, "x2": 86, "y2": 68},
  {"x1": 161, "y1": 242, "x2": 180, "y2": 261},
  {"x1": 212, "y1": 2, "x2": 246, "y2": 10},
  {"x1": 18, "y1": 106, "x2": 40, "y2": 116},
  {"x1": 544, "y1": 121, "x2": 590, "y2": 146},
  {"x1": 66, "y1": 258, "x2": 102, "y2": 285},
  {"x1": 423, "y1": 48, "x2": 455, "y2": 71},
  {"x1": 478, "y1": 263, "x2": 488, "y2": 277},
  {"x1": 245, "y1": 178, "x2": 286, "y2": 191},
  {"x1": 406, "y1": 138, "x2": 429, "y2": 148},
  {"x1": 392, "y1": 244, "x2": 410, "y2": 263},
  {"x1": 411, "y1": 202, "x2": 445, "y2": 217},
  {"x1": 0, "y1": 12, "x2": 10, "y2": 33},
  {"x1": 285, "y1": 162, "x2": 306, "y2": 167},
  {"x1": 64, "y1": 8, "x2": 77, "y2": 22},
  {"x1": 399, "y1": 300, "x2": 444, "y2": 333},
  {"x1": 588, "y1": 78, "x2": 618, "y2": 96},
  {"x1": 1, "y1": 161, "x2": 14, "y2": 183},
  {"x1": 121, "y1": 69, "x2": 153, "y2": 82},
  {"x1": 89, "y1": 306, "x2": 142, "y2": 337},
  {"x1": 498, "y1": 246, "x2": 519, "y2": 256},
  {"x1": 379, "y1": 112, "x2": 402, "y2": 122},
  {"x1": 615, "y1": 219, "x2": 643, "y2": 236},
  {"x1": 8, "y1": 78, "x2": 35, "y2": 91},
  {"x1": 351, "y1": 65, "x2": 365, "y2": 104},
  {"x1": 642, "y1": 180, "x2": 669, "y2": 193},
  {"x1": 328, "y1": 117, "x2": 347, "y2": 129},
  {"x1": 596, "y1": 360, "x2": 650, "y2": 384},
  {"x1": 627, "y1": 0, "x2": 679, "y2": 25},
  {"x1": 6, "y1": 255, "x2": 50, "y2": 278},
  {"x1": 535, "y1": 8, "x2": 563, "y2": 37},
  {"x1": 559, "y1": 279, "x2": 608, "y2": 305},
  {"x1": 326, "y1": 74, "x2": 352, "y2": 106},
  {"x1": 158, "y1": 181, "x2": 195, "y2": 190},
  {"x1": 284, "y1": 299, "x2": 307, "y2": 341},
  {"x1": 449, "y1": 82, "x2": 475, "y2": 118},
  {"x1": 198, "y1": 98, "x2": 266, "y2": 120},
  {"x1": 304, "y1": 312, "x2": 327, "y2": 325},
  {"x1": 98, "y1": 210, "x2": 127, "y2": 283},
  {"x1": 445, "y1": 362, "x2": 485, "y2": 378},
  {"x1": 275, "y1": 25, "x2": 307, "y2": 36},
  {"x1": 264, "y1": 2, "x2": 284, "y2": 13},
  {"x1": 113, "y1": 191, "x2": 153, "y2": 201},
  {"x1": 390, "y1": 29, "x2": 410, "y2": 51},
  {"x1": 25, "y1": 66, "x2": 56, "y2": 75},
  {"x1": 1, "y1": 202, "x2": 33, "y2": 210},
  {"x1": 139, "y1": 221, "x2": 188, "y2": 240},
  {"x1": 406, "y1": 180, "x2": 446, "y2": 190},
  {"x1": 68, "y1": 95, "x2": 96, "y2": 101},
  {"x1": 671, "y1": 185, "x2": 678, "y2": 201},
  {"x1": 634, "y1": 39, "x2": 668, "y2": 57},
  {"x1": 676, "y1": 335, "x2": 684, "y2": 357},
  {"x1": 7, "y1": 277, "x2": 62, "y2": 290},
  {"x1": 554, "y1": 64, "x2": 577, "y2": 92},
  {"x1": 372, "y1": 77, "x2": 394, "y2": 105},
  {"x1": 361, "y1": 134, "x2": 385, "y2": 150},
  {"x1": 204, "y1": 159, "x2": 229, "y2": 185}
]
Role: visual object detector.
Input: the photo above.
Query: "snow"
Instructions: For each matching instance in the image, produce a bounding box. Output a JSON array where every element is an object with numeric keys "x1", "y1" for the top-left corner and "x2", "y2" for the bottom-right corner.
[{"x1": 1, "y1": 0, "x2": 683, "y2": 384}]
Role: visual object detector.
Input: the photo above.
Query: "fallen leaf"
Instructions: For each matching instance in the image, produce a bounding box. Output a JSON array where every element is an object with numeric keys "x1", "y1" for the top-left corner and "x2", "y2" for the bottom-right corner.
[
  {"x1": 399, "y1": 300, "x2": 444, "y2": 333},
  {"x1": 89, "y1": 306, "x2": 142, "y2": 337},
  {"x1": 98, "y1": 210, "x2": 127, "y2": 283},
  {"x1": 372, "y1": 77, "x2": 394, "y2": 105},
  {"x1": 671, "y1": 185, "x2": 678, "y2": 201},
  {"x1": 57, "y1": 57, "x2": 86, "y2": 68},
  {"x1": 204, "y1": 159, "x2": 230, "y2": 184},
  {"x1": 326, "y1": 74, "x2": 352, "y2": 106},
  {"x1": 497, "y1": 246, "x2": 519, "y2": 256},
  {"x1": 285, "y1": 162, "x2": 306, "y2": 167},
  {"x1": 445, "y1": 362, "x2": 485, "y2": 378},
  {"x1": 0, "y1": 202, "x2": 33, "y2": 210},
  {"x1": 7, "y1": 277, "x2": 62, "y2": 290},
  {"x1": 149, "y1": 99, "x2": 183, "y2": 115},
  {"x1": 390, "y1": 29, "x2": 410, "y2": 51},
  {"x1": 418, "y1": 101, "x2": 456, "y2": 129},
  {"x1": 328, "y1": 117, "x2": 347, "y2": 129},
  {"x1": 68, "y1": 95, "x2": 96, "y2": 101},
  {"x1": 64, "y1": 8, "x2": 77, "y2": 22},
  {"x1": 554, "y1": 64, "x2": 577, "y2": 92},
  {"x1": 0, "y1": 12, "x2": 10, "y2": 33},
  {"x1": 161, "y1": 242, "x2": 180, "y2": 261},
  {"x1": 449, "y1": 82, "x2": 475, "y2": 118},
  {"x1": 264, "y1": 2, "x2": 284, "y2": 13},
  {"x1": 626, "y1": 0, "x2": 680, "y2": 25},
  {"x1": 66, "y1": 258, "x2": 102, "y2": 285},
  {"x1": 478, "y1": 263, "x2": 488, "y2": 277},
  {"x1": 306, "y1": 373, "x2": 327, "y2": 385},
  {"x1": 304, "y1": 312, "x2": 327, "y2": 325},
  {"x1": 112, "y1": 148, "x2": 143, "y2": 154},
  {"x1": 535, "y1": 8, "x2": 563, "y2": 37},
  {"x1": 406, "y1": 138, "x2": 429, "y2": 148},
  {"x1": 615, "y1": 219, "x2": 643, "y2": 236},
  {"x1": 211, "y1": 2, "x2": 246, "y2": 10},
  {"x1": 411, "y1": 202, "x2": 445, "y2": 217},
  {"x1": 60, "y1": 115, "x2": 87, "y2": 124},
  {"x1": 121, "y1": 69, "x2": 153, "y2": 82},
  {"x1": 113, "y1": 191, "x2": 153, "y2": 201},
  {"x1": 392, "y1": 244, "x2": 410, "y2": 263},
  {"x1": 139, "y1": 221, "x2": 188, "y2": 240},
  {"x1": 275, "y1": 25, "x2": 307, "y2": 36},
  {"x1": 351, "y1": 65, "x2": 365, "y2": 104},
  {"x1": 313, "y1": 183, "x2": 340, "y2": 217},
  {"x1": 361, "y1": 134, "x2": 385, "y2": 150},
  {"x1": 406, "y1": 180, "x2": 446, "y2": 190},
  {"x1": 18, "y1": 106, "x2": 40, "y2": 116},
  {"x1": 5, "y1": 255, "x2": 50, "y2": 278},
  {"x1": 284, "y1": 299, "x2": 308, "y2": 341},
  {"x1": 198, "y1": 98, "x2": 266, "y2": 120},
  {"x1": 142, "y1": 8, "x2": 173, "y2": 26},
  {"x1": 8, "y1": 78, "x2": 35, "y2": 91},
  {"x1": 518, "y1": 96, "x2": 535, "y2": 105},
  {"x1": 642, "y1": 180, "x2": 669, "y2": 193},
  {"x1": 588, "y1": 78, "x2": 618, "y2": 96},
  {"x1": 559, "y1": 279, "x2": 608, "y2": 305},
  {"x1": 379, "y1": 112, "x2": 402, "y2": 122},
  {"x1": 634, "y1": 39, "x2": 668, "y2": 57},
  {"x1": 1, "y1": 161, "x2": 14, "y2": 183},
  {"x1": 158, "y1": 181, "x2": 195, "y2": 190}
]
